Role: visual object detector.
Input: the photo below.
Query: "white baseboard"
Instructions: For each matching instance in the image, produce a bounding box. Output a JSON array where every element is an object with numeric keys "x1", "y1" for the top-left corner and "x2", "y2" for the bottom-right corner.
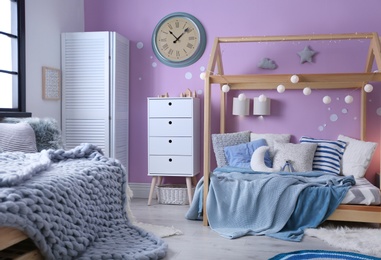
[{"x1": 128, "y1": 183, "x2": 151, "y2": 199}]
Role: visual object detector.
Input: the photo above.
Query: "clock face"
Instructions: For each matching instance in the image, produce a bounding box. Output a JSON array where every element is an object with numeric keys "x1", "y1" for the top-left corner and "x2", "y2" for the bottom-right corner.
[{"x1": 152, "y1": 13, "x2": 206, "y2": 67}]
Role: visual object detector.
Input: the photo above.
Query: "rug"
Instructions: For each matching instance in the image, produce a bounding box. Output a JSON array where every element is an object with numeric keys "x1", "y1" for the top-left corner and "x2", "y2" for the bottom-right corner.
[
  {"x1": 270, "y1": 250, "x2": 380, "y2": 260},
  {"x1": 304, "y1": 222, "x2": 381, "y2": 257},
  {"x1": 134, "y1": 221, "x2": 183, "y2": 238}
]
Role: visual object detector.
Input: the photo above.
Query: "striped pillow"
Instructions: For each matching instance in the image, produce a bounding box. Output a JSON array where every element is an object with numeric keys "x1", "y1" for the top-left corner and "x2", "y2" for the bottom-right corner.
[{"x1": 299, "y1": 136, "x2": 346, "y2": 175}]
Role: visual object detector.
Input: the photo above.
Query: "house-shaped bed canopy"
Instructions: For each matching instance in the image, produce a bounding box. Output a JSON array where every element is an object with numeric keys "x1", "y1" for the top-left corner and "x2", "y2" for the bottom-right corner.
[{"x1": 202, "y1": 32, "x2": 381, "y2": 226}]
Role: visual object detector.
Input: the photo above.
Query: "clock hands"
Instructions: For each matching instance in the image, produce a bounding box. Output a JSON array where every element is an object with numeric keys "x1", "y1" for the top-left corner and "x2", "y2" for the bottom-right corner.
[
  {"x1": 169, "y1": 28, "x2": 190, "y2": 44},
  {"x1": 169, "y1": 31, "x2": 180, "y2": 42}
]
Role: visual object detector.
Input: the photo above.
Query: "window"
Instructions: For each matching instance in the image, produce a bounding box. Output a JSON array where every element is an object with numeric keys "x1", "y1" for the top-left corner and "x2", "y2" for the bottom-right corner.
[{"x1": 0, "y1": 0, "x2": 29, "y2": 117}]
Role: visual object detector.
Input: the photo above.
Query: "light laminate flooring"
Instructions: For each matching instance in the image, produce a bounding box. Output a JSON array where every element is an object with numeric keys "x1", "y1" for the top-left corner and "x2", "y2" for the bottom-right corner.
[{"x1": 130, "y1": 198, "x2": 351, "y2": 260}]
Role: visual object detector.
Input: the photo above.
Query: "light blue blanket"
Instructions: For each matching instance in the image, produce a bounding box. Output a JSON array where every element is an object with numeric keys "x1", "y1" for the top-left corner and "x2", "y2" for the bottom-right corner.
[{"x1": 186, "y1": 167, "x2": 354, "y2": 242}]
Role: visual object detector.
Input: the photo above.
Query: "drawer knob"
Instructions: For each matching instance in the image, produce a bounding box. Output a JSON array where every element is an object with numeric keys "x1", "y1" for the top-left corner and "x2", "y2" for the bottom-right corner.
[
  {"x1": 168, "y1": 121, "x2": 172, "y2": 125},
  {"x1": 168, "y1": 139, "x2": 172, "y2": 143},
  {"x1": 168, "y1": 102, "x2": 172, "y2": 106},
  {"x1": 169, "y1": 158, "x2": 172, "y2": 162}
]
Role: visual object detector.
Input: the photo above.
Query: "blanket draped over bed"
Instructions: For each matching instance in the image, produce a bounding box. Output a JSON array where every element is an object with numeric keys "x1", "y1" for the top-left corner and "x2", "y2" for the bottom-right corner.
[
  {"x1": 186, "y1": 167, "x2": 354, "y2": 242},
  {"x1": 0, "y1": 144, "x2": 167, "y2": 259}
]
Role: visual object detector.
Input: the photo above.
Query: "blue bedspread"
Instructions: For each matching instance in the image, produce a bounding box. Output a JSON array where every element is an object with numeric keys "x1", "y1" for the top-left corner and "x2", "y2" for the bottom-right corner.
[
  {"x1": 186, "y1": 167, "x2": 354, "y2": 242},
  {"x1": 0, "y1": 144, "x2": 167, "y2": 259}
]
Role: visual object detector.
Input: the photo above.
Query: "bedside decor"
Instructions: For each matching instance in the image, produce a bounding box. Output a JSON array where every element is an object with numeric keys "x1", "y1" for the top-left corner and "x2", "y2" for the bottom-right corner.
[{"x1": 42, "y1": 67, "x2": 61, "y2": 100}]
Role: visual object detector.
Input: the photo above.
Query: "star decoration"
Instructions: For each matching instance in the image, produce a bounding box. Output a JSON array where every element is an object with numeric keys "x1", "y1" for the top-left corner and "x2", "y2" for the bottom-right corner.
[{"x1": 297, "y1": 46, "x2": 317, "y2": 63}]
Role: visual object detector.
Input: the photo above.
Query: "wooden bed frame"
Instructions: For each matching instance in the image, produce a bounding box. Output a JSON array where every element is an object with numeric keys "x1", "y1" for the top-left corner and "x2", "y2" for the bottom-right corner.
[{"x1": 202, "y1": 32, "x2": 381, "y2": 226}]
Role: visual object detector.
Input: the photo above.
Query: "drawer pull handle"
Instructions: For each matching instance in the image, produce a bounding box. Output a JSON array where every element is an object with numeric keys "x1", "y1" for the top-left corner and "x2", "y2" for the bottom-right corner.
[
  {"x1": 168, "y1": 121, "x2": 172, "y2": 125},
  {"x1": 169, "y1": 158, "x2": 172, "y2": 162},
  {"x1": 168, "y1": 140, "x2": 172, "y2": 143},
  {"x1": 168, "y1": 102, "x2": 172, "y2": 106}
]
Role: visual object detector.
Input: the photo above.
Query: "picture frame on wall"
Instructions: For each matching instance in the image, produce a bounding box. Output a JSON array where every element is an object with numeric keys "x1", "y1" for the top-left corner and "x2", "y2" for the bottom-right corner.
[{"x1": 42, "y1": 66, "x2": 61, "y2": 100}]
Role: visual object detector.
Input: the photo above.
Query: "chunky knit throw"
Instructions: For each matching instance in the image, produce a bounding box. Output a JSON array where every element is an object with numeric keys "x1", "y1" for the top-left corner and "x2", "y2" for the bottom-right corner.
[{"x1": 0, "y1": 144, "x2": 167, "y2": 259}]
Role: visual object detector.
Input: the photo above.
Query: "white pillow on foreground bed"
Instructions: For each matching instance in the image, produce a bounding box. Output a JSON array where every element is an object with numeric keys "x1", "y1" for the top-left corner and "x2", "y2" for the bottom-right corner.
[
  {"x1": 0, "y1": 122, "x2": 38, "y2": 153},
  {"x1": 338, "y1": 134, "x2": 377, "y2": 178}
]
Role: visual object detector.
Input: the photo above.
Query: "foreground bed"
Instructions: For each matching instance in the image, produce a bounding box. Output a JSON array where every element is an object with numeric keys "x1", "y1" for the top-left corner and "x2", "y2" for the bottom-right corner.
[
  {"x1": 0, "y1": 144, "x2": 167, "y2": 259},
  {"x1": 201, "y1": 32, "x2": 381, "y2": 228}
]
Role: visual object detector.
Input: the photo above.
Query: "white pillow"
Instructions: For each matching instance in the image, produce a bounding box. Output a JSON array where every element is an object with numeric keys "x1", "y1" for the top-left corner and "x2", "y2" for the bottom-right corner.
[
  {"x1": 250, "y1": 133, "x2": 291, "y2": 158},
  {"x1": 250, "y1": 146, "x2": 277, "y2": 173},
  {"x1": 338, "y1": 134, "x2": 377, "y2": 178},
  {"x1": 272, "y1": 142, "x2": 317, "y2": 172},
  {"x1": 0, "y1": 122, "x2": 38, "y2": 153}
]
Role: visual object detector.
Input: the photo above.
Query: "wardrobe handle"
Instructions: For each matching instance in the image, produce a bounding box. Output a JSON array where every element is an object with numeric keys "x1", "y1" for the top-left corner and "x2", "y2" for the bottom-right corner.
[
  {"x1": 168, "y1": 121, "x2": 172, "y2": 125},
  {"x1": 168, "y1": 102, "x2": 172, "y2": 106},
  {"x1": 168, "y1": 139, "x2": 172, "y2": 143},
  {"x1": 168, "y1": 158, "x2": 172, "y2": 162}
]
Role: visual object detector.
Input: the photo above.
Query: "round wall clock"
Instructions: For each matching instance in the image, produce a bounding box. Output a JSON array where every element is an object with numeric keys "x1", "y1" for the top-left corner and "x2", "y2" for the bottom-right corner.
[{"x1": 152, "y1": 12, "x2": 207, "y2": 68}]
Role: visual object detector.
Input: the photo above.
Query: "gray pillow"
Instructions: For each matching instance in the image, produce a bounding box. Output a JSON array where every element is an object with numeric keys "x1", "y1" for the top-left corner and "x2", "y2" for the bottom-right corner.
[
  {"x1": 0, "y1": 117, "x2": 63, "y2": 151},
  {"x1": 212, "y1": 131, "x2": 250, "y2": 167},
  {"x1": 0, "y1": 122, "x2": 38, "y2": 153},
  {"x1": 272, "y1": 142, "x2": 317, "y2": 172}
]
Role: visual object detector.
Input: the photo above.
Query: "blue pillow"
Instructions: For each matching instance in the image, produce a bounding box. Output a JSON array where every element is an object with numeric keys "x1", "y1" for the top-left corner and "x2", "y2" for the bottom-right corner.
[
  {"x1": 224, "y1": 139, "x2": 272, "y2": 169},
  {"x1": 299, "y1": 136, "x2": 346, "y2": 175}
]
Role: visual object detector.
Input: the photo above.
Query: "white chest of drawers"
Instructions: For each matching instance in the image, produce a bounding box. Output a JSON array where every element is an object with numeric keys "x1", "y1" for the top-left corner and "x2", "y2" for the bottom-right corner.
[{"x1": 147, "y1": 97, "x2": 200, "y2": 205}]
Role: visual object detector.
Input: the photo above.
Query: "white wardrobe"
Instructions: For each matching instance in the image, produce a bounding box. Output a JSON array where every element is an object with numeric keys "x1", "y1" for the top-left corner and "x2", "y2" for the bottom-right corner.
[{"x1": 61, "y1": 31, "x2": 129, "y2": 172}]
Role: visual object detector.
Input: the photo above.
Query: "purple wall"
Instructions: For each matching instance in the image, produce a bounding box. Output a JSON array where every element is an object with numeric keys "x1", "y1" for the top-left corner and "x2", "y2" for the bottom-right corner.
[{"x1": 84, "y1": 0, "x2": 381, "y2": 184}]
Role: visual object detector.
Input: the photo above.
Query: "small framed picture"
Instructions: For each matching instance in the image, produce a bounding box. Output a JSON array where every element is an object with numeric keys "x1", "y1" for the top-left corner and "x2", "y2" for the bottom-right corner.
[{"x1": 42, "y1": 66, "x2": 61, "y2": 100}]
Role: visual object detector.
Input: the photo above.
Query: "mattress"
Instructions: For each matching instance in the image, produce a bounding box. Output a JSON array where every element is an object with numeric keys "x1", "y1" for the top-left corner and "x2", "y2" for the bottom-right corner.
[{"x1": 341, "y1": 177, "x2": 381, "y2": 205}]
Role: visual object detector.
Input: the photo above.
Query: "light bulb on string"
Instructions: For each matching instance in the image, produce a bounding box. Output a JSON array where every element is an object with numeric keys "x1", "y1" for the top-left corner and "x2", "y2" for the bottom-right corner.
[
  {"x1": 222, "y1": 84, "x2": 230, "y2": 93},
  {"x1": 277, "y1": 85, "x2": 285, "y2": 93},
  {"x1": 364, "y1": 84, "x2": 373, "y2": 93},
  {"x1": 290, "y1": 75, "x2": 299, "y2": 84},
  {"x1": 303, "y1": 87, "x2": 312, "y2": 96}
]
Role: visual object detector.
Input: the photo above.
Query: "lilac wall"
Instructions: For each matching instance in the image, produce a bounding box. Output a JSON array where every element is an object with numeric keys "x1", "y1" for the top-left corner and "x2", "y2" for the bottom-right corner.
[{"x1": 84, "y1": 0, "x2": 381, "y2": 184}]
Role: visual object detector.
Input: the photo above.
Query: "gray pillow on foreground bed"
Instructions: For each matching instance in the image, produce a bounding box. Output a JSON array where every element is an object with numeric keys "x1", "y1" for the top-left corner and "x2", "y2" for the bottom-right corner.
[
  {"x1": 0, "y1": 122, "x2": 38, "y2": 153},
  {"x1": 0, "y1": 117, "x2": 63, "y2": 151}
]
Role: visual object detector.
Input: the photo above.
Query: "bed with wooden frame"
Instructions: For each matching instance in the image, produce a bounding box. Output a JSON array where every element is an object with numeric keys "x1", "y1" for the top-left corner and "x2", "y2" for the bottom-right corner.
[{"x1": 202, "y1": 32, "x2": 381, "y2": 226}]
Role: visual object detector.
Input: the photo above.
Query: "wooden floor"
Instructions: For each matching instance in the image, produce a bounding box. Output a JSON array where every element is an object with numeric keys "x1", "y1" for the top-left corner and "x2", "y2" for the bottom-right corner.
[{"x1": 130, "y1": 198, "x2": 354, "y2": 260}]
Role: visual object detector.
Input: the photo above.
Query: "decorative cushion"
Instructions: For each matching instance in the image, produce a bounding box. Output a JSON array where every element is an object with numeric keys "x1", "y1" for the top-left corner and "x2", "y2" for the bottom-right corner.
[
  {"x1": 273, "y1": 142, "x2": 317, "y2": 172},
  {"x1": 338, "y1": 134, "x2": 377, "y2": 178},
  {"x1": 250, "y1": 133, "x2": 291, "y2": 158},
  {"x1": 212, "y1": 131, "x2": 250, "y2": 167},
  {"x1": 0, "y1": 122, "x2": 38, "y2": 153},
  {"x1": 224, "y1": 139, "x2": 271, "y2": 169},
  {"x1": 0, "y1": 117, "x2": 63, "y2": 151},
  {"x1": 250, "y1": 146, "x2": 277, "y2": 172},
  {"x1": 299, "y1": 136, "x2": 347, "y2": 175}
]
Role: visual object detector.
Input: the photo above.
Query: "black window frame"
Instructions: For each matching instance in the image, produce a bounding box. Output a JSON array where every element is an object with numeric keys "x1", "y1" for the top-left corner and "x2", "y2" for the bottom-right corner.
[{"x1": 0, "y1": 0, "x2": 31, "y2": 117}]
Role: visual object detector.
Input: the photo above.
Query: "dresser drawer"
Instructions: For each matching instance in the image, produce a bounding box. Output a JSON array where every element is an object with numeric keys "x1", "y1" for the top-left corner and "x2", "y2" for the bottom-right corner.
[
  {"x1": 148, "y1": 99, "x2": 193, "y2": 118},
  {"x1": 149, "y1": 118, "x2": 193, "y2": 136},
  {"x1": 149, "y1": 155, "x2": 194, "y2": 175},
  {"x1": 149, "y1": 137, "x2": 192, "y2": 155}
]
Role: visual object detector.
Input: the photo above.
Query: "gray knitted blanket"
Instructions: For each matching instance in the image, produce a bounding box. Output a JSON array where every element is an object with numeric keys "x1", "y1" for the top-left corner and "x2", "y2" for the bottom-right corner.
[{"x1": 0, "y1": 144, "x2": 167, "y2": 259}]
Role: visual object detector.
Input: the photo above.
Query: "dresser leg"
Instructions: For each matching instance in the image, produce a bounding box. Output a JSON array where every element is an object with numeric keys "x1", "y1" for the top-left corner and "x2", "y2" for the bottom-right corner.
[
  {"x1": 148, "y1": 177, "x2": 157, "y2": 206},
  {"x1": 186, "y1": 177, "x2": 193, "y2": 205}
]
